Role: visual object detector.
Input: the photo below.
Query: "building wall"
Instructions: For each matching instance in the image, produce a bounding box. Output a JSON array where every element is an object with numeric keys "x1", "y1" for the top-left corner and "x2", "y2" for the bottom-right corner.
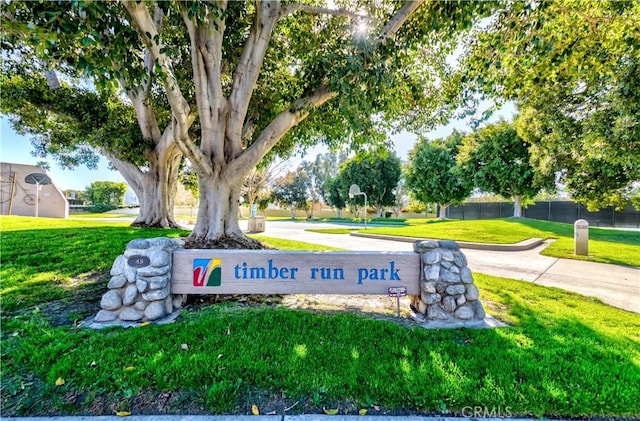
[{"x1": 0, "y1": 162, "x2": 69, "y2": 218}]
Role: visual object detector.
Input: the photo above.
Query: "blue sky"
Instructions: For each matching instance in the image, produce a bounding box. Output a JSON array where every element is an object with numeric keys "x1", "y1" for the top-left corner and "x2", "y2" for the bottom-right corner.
[{"x1": 0, "y1": 104, "x2": 515, "y2": 191}]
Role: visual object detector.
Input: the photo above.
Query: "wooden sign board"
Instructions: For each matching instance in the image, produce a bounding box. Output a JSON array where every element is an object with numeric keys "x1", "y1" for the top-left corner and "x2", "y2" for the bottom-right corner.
[{"x1": 171, "y1": 250, "x2": 420, "y2": 295}]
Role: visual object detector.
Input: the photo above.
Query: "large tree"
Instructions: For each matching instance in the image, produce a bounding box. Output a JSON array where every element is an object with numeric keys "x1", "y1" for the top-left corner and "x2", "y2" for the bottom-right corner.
[
  {"x1": 464, "y1": 1, "x2": 640, "y2": 210},
  {"x1": 457, "y1": 121, "x2": 552, "y2": 218},
  {"x1": 0, "y1": 69, "x2": 183, "y2": 227},
  {"x1": 2, "y1": 1, "x2": 493, "y2": 247},
  {"x1": 405, "y1": 131, "x2": 471, "y2": 219}
]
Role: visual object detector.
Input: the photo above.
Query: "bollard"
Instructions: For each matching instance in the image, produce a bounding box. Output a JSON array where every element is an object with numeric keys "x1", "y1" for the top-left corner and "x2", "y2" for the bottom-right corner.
[
  {"x1": 248, "y1": 215, "x2": 266, "y2": 232},
  {"x1": 574, "y1": 219, "x2": 589, "y2": 256}
]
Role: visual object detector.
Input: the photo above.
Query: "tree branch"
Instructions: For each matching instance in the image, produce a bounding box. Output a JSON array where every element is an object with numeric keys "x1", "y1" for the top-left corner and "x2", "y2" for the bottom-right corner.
[
  {"x1": 228, "y1": 0, "x2": 281, "y2": 156},
  {"x1": 377, "y1": 0, "x2": 425, "y2": 44},
  {"x1": 181, "y1": 5, "x2": 227, "y2": 163},
  {"x1": 103, "y1": 150, "x2": 144, "y2": 195},
  {"x1": 122, "y1": 0, "x2": 190, "y2": 132},
  {"x1": 231, "y1": 0, "x2": 424, "y2": 177},
  {"x1": 171, "y1": 114, "x2": 213, "y2": 178},
  {"x1": 113, "y1": 73, "x2": 162, "y2": 143},
  {"x1": 231, "y1": 85, "x2": 337, "y2": 175},
  {"x1": 281, "y1": 3, "x2": 364, "y2": 21}
]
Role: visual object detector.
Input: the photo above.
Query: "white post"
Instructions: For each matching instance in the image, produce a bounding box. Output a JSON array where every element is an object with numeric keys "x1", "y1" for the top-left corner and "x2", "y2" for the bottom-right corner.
[
  {"x1": 574, "y1": 219, "x2": 589, "y2": 256},
  {"x1": 35, "y1": 182, "x2": 39, "y2": 217},
  {"x1": 363, "y1": 192, "x2": 367, "y2": 229}
]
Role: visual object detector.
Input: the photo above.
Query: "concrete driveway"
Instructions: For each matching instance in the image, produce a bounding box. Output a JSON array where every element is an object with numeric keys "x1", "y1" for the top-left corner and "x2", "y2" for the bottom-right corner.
[{"x1": 250, "y1": 220, "x2": 640, "y2": 313}]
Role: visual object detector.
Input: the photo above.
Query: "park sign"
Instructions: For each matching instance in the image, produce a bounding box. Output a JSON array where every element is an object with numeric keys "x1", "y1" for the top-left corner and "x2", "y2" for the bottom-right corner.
[
  {"x1": 89, "y1": 238, "x2": 487, "y2": 328},
  {"x1": 171, "y1": 250, "x2": 420, "y2": 295}
]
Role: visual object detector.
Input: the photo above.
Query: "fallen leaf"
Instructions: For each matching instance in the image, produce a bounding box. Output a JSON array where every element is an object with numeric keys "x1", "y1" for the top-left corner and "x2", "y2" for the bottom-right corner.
[
  {"x1": 140, "y1": 322, "x2": 150, "y2": 327},
  {"x1": 217, "y1": 354, "x2": 224, "y2": 359},
  {"x1": 55, "y1": 377, "x2": 65, "y2": 386},
  {"x1": 372, "y1": 405, "x2": 380, "y2": 411},
  {"x1": 359, "y1": 408, "x2": 368, "y2": 416},
  {"x1": 124, "y1": 366, "x2": 135, "y2": 372},
  {"x1": 323, "y1": 407, "x2": 339, "y2": 415},
  {"x1": 115, "y1": 410, "x2": 131, "y2": 417},
  {"x1": 251, "y1": 404, "x2": 260, "y2": 415},
  {"x1": 181, "y1": 343, "x2": 189, "y2": 350}
]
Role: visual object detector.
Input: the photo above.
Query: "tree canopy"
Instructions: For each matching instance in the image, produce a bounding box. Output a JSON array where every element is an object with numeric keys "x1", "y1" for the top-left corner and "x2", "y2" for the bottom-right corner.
[
  {"x1": 338, "y1": 149, "x2": 402, "y2": 217},
  {"x1": 464, "y1": 1, "x2": 640, "y2": 210},
  {"x1": 458, "y1": 121, "x2": 552, "y2": 217},
  {"x1": 271, "y1": 167, "x2": 311, "y2": 219},
  {"x1": 405, "y1": 131, "x2": 471, "y2": 219},
  {"x1": 86, "y1": 181, "x2": 128, "y2": 207}
]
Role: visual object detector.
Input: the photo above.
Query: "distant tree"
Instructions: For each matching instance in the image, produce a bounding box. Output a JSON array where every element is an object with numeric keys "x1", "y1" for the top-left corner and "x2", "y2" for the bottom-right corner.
[
  {"x1": 86, "y1": 181, "x2": 128, "y2": 207},
  {"x1": 339, "y1": 149, "x2": 402, "y2": 217},
  {"x1": 313, "y1": 151, "x2": 349, "y2": 216},
  {"x1": 178, "y1": 165, "x2": 199, "y2": 198},
  {"x1": 271, "y1": 167, "x2": 311, "y2": 219},
  {"x1": 325, "y1": 174, "x2": 348, "y2": 218},
  {"x1": 36, "y1": 161, "x2": 51, "y2": 172},
  {"x1": 243, "y1": 160, "x2": 286, "y2": 215},
  {"x1": 405, "y1": 198, "x2": 431, "y2": 216},
  {"x1": 63, "y1": 189, "x2": 89, "y2": 205},
  {"x1": 391, "y1": 179, "x2": 409, "y2": 218},
  {"x1": 458, "y1": 121, "x2": 553, "y2": 218},
  {"x1": 405, "y1": 131, "x2": 471, "y2": 219}
]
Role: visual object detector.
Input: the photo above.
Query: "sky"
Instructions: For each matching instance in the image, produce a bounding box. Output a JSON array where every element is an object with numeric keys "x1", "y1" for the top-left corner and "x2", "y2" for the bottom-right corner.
[{"x1": 0, "y1": 104, "x2": 515, "y2": 191}]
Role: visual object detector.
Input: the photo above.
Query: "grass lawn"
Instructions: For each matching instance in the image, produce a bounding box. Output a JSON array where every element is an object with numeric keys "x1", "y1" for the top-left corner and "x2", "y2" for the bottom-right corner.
[
  {"x1": 363, "y1": 218, "x2": 640, "y2": 267},
  {"x1": 69, "y1": 213, "x2": 137, "y2": 219},
  {"x1": 1, "y1": 216, "x2": 639, "y2": 417}
]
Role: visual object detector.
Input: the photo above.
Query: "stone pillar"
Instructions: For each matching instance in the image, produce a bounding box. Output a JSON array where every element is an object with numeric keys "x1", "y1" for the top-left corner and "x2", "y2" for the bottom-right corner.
[
  {"x1": 91, "y1": 237, "x2": 186, "y2": 327},
  {"x1": 413, "y1": 240, "x2": 485, "y2": 324}
]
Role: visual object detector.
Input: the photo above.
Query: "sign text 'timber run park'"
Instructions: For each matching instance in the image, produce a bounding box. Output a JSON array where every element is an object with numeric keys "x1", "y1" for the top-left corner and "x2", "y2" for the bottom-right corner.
[{"x1": 171, "y1": 250, "x2": 420, "y2": 295}]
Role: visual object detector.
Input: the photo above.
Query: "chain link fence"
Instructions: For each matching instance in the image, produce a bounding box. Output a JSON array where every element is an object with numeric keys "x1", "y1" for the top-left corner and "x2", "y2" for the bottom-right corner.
[{"x1": 444, "y1": 201, "x2": 640, "y2": 228}]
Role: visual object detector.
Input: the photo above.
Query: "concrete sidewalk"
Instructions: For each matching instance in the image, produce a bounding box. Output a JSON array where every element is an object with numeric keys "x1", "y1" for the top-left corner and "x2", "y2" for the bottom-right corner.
[{"x1": 251, "y1": 220, "x2": 640, "y2": 313}]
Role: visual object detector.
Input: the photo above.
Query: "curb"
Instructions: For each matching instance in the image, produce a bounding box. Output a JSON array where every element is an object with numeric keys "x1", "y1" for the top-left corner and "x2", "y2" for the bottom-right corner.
[{"x1": 349, "y1": 233, "x2": 544, "y2": 251}]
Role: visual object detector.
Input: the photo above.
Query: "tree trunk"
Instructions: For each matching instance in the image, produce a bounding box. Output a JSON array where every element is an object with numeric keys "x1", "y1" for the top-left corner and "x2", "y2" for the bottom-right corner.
[
  {"x1": 438, "y1": 203, "x2": 448, "y2": 220},
  {"x1": 513, "y1": 195, "x2": 523, "y2": 218},
  {"x1": 186, "y1": 172, "x2": 263, "y2": 249},
  {"x1": 106, "y1": 150, "x2": 181, "y2": 228}
]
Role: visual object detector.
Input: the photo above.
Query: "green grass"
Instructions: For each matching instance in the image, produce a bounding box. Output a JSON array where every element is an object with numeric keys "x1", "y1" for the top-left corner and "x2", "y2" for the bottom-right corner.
[
  {"x1": 1, "y1": 216, "x2": 639, "y2": 417},
  {"x1": 314, "y1": 217, "x2": 408, "y2": 225},
  {"x1": 0, "y1": 217, "x2": 340, "y2": 314},
  {"x1": 249, "y1": 235, "x2": 344, "y2": 251},
  {"x1": 364, "y1": 218, "x2": 640, "y2": 267},
  {"x1": 69, "y1": 213, "x2": 137, "y2": 219}
]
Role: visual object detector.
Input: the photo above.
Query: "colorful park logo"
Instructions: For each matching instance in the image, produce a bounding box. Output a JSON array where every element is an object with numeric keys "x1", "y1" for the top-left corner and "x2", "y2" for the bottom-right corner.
[{"x1": 193, "y1": 258, "x2": 222, "y2": 287}]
